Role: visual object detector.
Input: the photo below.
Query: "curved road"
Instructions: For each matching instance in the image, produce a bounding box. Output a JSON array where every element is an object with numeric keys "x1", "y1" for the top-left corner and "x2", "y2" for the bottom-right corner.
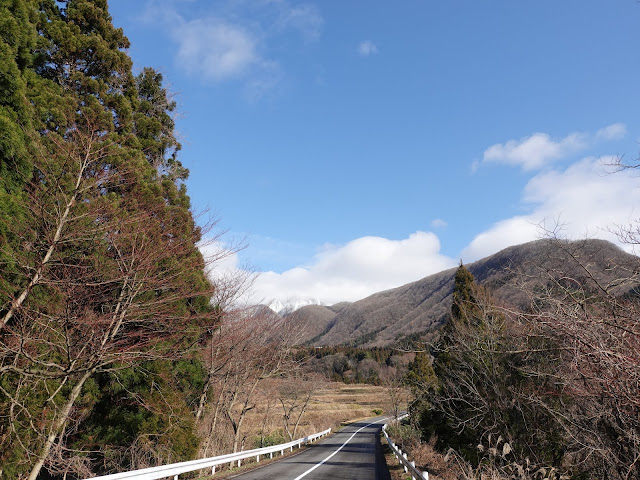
[{"x1": 231, "y1": 416, "x2": 391, "y2": 480}]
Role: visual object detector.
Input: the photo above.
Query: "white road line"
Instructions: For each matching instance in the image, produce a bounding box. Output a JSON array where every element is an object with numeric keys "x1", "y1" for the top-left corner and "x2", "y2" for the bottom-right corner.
[{"x1": 291, "y1": 417, "x2": 388, "y2": 480}]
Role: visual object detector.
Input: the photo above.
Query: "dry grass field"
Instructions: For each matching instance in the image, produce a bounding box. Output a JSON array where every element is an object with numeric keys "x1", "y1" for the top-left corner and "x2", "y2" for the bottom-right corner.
[
  {"x1": 213, "y1": 381, "x2": 408, "y2": 455},
  {"x1": 302, "y1": 383, "x2": 391, "y2": 429},
  {"x1": 195, "y1": 382, "x2": 407, "y2": 478}
]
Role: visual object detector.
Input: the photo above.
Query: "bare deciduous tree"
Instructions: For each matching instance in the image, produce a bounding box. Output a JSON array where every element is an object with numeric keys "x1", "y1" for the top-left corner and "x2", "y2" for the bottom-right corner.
[
  {"x1": 278, "y1": 371, "x2": 324, "y2": 441},
  {"x1": 196, "y1": 307, "x2": 308, "y2": 455},
  {"x1": 519, "y1": 238, "x2": 640, "y2": 478},
  {"x1": 0, "y1": 120, "x2": 221, "y2": 479},
  {"x1": 380, "y1": 364, "x2": 409, "y2": 418}
]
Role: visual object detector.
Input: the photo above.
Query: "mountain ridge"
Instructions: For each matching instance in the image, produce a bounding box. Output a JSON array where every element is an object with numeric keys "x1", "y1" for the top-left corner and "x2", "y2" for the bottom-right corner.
[{"x1": 287, "y1": 238, "x2": 639, "y2": 347}]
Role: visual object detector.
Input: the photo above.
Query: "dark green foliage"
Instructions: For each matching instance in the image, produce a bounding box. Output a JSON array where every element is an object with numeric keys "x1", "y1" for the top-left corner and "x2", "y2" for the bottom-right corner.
[
  {"x1": 133, "y1": 68, "x2": 188, "y2": 184},
  {"x1": 0, "y1": 1, "x2": 216, "y2": 478},
  {"x1": 416, "y1": 265, "x2": 568, "y2": 470},
  {"x1": 303, "y1": 345, "x2": 397, "y2": 384},
  {"x1": 254, "y1": 430, "x2": 287, "y2": 449},
  {"x1": 0, "y1": 0, "x2": 38, "y2": 307},
  {"x1": 75, "y1": 359, "x2": 206, "y2": 473},
  {"x1": 451, "y1": 261, "x2": 477, "y2": 322},
  {"x1": 405, "y1": 351, "x2": 436, "y2": 399}
]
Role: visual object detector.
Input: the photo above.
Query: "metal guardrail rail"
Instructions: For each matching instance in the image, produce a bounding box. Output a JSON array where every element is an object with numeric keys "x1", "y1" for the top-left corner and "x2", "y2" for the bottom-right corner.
[
  {"x1": 382, "y1": 414, "x2": 429, "y2": 480},
  {"x1": 83, "y1": 428, "x2": 331, "y2": 480}
]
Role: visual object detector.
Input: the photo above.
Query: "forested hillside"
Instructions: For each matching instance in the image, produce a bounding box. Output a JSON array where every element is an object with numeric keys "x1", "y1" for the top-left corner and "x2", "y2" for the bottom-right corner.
[{"x1": 291, "y1": 238, "x2": 638, "y2": 347}]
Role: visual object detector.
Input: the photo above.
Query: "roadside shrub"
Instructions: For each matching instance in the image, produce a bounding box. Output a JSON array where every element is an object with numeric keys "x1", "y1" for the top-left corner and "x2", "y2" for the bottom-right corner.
[
  {"x1": 254, "y1": 430, "x2": 287, "y2": 448},
  {"x1": 386, "y1": 422, "x2": 421, "y2": 452}
]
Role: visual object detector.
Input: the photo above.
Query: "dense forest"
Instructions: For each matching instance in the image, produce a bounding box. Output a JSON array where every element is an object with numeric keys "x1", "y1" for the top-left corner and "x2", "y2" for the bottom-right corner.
[{"x1": 300, "y1": 345, "x2": 409, "y2": 384}]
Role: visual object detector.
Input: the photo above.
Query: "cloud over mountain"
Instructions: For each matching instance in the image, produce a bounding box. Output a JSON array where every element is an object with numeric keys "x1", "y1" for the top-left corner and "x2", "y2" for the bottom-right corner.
[
  {"x1": 250, "y1": 231, "x2": 455, "y2": 305},
  {"x1": 462, "y1": 156, "x2": 640, "y2": 260}
]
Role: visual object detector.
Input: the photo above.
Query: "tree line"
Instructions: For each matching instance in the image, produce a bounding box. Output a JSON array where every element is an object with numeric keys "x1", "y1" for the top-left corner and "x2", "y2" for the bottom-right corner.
[{"x1": 300, "y1": 345, "x2": 411, "y2": 385}]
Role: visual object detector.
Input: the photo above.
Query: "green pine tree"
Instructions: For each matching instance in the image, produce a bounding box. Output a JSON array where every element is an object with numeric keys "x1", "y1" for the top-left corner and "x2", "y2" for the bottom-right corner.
[
  {"x1": 0, "y1": 2, "x2": 215, "y2": 478},
  {"x1": 450, "y1": 261, "x2": 480, "y2": 324}
]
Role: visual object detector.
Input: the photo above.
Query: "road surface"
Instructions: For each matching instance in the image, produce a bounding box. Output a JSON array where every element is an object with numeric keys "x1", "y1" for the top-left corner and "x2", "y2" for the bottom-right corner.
[{"x1": 230, "y1": 416, "x2": 391, "y2": 480}]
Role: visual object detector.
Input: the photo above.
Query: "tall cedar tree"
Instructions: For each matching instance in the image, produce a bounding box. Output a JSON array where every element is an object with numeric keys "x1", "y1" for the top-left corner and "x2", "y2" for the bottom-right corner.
[
  {"x1": 0, "y1": 1, "x2": 215, "y2": 478},
  {"x1": 421, "y1": 264, "x2": 567, "y2": 472}
]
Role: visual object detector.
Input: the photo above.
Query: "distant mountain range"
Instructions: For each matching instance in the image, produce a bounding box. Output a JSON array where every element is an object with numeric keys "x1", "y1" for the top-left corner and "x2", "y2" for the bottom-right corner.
[{"x1": 281, "y1": 239, "x2": 639, "y2": 347}]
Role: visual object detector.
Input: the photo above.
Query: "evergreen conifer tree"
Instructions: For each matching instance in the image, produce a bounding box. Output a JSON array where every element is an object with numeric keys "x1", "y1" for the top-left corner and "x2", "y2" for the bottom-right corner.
[
  {"x1": 450, "y1": 261, "x2": 480, "y2": 324},
  {"x1": 0, "y1": 2, "x2": 216, "y2": 477}
]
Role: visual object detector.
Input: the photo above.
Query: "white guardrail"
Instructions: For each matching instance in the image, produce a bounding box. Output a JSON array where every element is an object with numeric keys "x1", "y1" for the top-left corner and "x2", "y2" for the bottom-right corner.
[
  {"x1": 83, "y1": 428, "x2": 331, "y2": 480},
  {"x1": 382, "y1": 414, "x2": 429, "y2": 480}
]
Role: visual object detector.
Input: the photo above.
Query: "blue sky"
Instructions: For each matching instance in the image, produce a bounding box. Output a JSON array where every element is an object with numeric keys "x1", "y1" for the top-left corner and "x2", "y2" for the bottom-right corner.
[{"x1": 109, "y1": 0, "x2": 640, "y2": 306}]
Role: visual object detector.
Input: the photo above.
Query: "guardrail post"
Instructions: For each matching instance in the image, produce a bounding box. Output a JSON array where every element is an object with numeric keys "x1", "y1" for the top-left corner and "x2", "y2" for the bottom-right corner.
[
  {"x1": 270, "y1": 452, "x2": 273, "y2": 459},
  {"x1": 410, "y1": 460, "x2": 416, "y2": 480},
  {"x1": 256, "y1": 454, "x2": 260, "y2": 462},
  {"x1": 423, "y1": 471, "x2": 429, "y2": 480},
  {"x1": 281, "y1": 449, "x2": 284, "y2": 455},
  {"x1": 403, "y1": 453, "x2": 408, "y2": 472},
  {"x1": 174, "y1": 475, "x2": 178, "y2": 480},
  {"x1": 237, "y1": 459, "x2": 241, "y2": 468},
  {"x1": 211, "y1": 465, "x2": 216, "y2": 475}
]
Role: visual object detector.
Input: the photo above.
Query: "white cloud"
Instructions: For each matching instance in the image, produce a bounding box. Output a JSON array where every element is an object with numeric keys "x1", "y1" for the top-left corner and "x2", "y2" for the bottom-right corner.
[
  {"x1": 173, "y1": 19, "x2": 259, "y2": 81},
  {"x1": 199, "y1": 239, "x2": 258, "y2": 308},
  {"x1": 199, "y1": 240, "x2": 242, "y2": 278},
  {"x1": 482, "y1": 132, "x2": 587, "y2": 171},
  {"x1": 461, "y1": 156, "x2": 640, "y2": 261},
  {"x1": 249, "y1": 232, "x2": 456, "y2": 305},
  {"x1": 358, "y1": 40, "x2": 378, "y2": 56},
  {"x1": 595, "y1": 122, "x2": 627, "y2": 141},
  {"x1": 480, "y1": 124, "x2": 626, "y2": 171},
  {"x1": 143, "y1": 0, "x2": 323, "y2": 89},
  {"x1": 431, "y1": 218, "x2": 448, "y2": 229},
  {"x1": 460, "y1": 217, "x2": 539, "y2": 262},
  {"x1": 274, "y1": 4, "x2": 323, "y2": 41}
]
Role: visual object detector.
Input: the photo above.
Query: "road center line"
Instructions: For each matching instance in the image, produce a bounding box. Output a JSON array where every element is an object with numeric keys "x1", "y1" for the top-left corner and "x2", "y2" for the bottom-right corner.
[{"x1": 291, "y1": 417, "x2": 388, "y2": 480}]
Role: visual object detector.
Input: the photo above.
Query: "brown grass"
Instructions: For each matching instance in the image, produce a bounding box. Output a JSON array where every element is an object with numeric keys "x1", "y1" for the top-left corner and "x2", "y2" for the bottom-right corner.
[
  {"x1": 385, "y1": 428, "x2": 513, "y2": 480},
  {"x1": 248, "y1": 382, "x2": 391, "y2": 440},
  {"x1": 195, "y1": 382, "x2": 397, "y2": 478},
  {"x1": 199, "y1": 381, "x2": 396, "y2": 457},
  {"x1": 383, "y1": 439, "x2": 412, "y2": 480}
]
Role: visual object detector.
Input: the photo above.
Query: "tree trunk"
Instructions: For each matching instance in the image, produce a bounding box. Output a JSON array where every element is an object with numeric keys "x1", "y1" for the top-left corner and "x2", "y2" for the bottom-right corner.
[
  {"x1": 195, "y1": 371, "x2": 213, "y2": 424},
  {"x1": 292, "y1": 394, "x2": 311, "y2": 440},
  {"x1": 231, "y1": 378, "x2": 259, "y2": 453},
  {"x1": 200, "y1": 383, "x2": 227, "y2": 458},
  {"x1": 281, "y1": 400, "x2": 294, "y2": 441},
  {"x1": 27, "y1": 368, "x2": 94, "y2": 480},
  {"x1": 1, "y1": 133, "x2": 97, "y2": 329}
]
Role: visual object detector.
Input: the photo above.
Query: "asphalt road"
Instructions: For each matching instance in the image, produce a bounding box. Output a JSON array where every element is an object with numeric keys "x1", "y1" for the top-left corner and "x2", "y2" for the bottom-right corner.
[{"x1": 230, "y1": 416, "x2": 391, "y2": 480}]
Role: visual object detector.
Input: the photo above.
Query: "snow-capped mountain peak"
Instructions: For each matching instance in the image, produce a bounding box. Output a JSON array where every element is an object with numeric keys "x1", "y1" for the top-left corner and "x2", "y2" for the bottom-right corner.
[{"x1": 269, "y1": 297, "x2": 323, "y2": 314}]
